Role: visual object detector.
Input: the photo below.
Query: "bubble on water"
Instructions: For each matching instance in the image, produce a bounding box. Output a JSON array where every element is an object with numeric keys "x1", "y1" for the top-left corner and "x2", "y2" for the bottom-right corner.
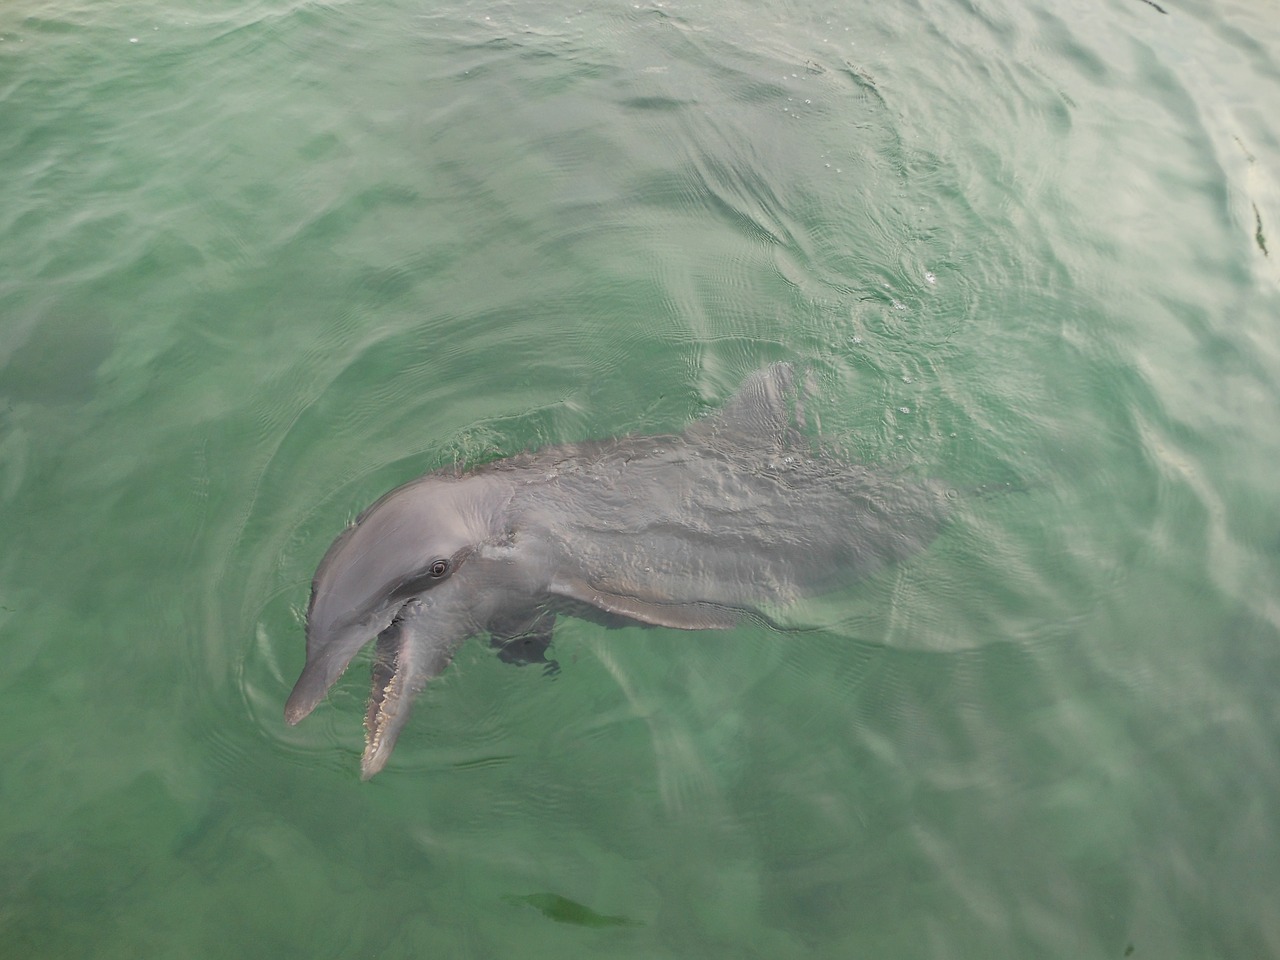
[
  {"x1": 899, "y1": 407, "x2": 910, "y2": 414},
  {"x1": 902, "y1": 376, "x2": 913, "y2": 383},
  {"x1": 925, "y1": 271, "x2": 936, "y2": 284}
]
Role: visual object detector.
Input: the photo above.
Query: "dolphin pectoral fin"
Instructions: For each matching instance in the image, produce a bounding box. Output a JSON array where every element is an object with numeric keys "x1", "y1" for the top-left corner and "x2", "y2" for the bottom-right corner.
[
  {"x1": 488, "y1": 608, "x2": 559, "y2": 673},
  {"x1": 550, "y1": 576, "x2": 738, "y2": 631}
]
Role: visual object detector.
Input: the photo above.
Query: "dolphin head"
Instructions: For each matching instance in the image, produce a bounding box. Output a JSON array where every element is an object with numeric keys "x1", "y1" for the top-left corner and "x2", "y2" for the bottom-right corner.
[{"x1": 284, "y1": 472, "x2": 515, "y2": 774}]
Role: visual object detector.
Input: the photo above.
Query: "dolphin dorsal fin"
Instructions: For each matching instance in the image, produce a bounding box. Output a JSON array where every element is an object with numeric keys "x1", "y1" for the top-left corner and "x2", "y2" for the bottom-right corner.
[{"x1": 683, "y1": 362, "x2": 808, "y2": 451}]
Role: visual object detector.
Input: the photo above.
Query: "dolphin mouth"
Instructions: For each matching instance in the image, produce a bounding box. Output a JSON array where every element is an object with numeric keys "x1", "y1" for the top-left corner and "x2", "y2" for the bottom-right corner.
[
  {"x1": 288, "y1": 591, "x2": 468, "y2": 778},
  {"x1": 360, "y1": 599, "x2": 425, "y2": 779},
  {"x1": 284, "y1": 606, "x2": 399, "y2": 727}
]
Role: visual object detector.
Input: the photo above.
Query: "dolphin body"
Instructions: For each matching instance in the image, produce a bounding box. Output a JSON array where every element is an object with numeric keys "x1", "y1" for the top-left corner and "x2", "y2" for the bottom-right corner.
[{"x1": 285, "y1": 363, "x2": 948, "y2": 777}]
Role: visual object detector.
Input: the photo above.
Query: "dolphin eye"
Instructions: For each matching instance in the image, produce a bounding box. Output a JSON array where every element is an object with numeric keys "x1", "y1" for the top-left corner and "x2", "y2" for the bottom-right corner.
[{"x1": 429, "y1": 559, "x2": 449, "y2": 579}]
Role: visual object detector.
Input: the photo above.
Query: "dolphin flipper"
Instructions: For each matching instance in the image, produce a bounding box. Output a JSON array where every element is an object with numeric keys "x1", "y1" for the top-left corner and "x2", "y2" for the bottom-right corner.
[
  {"x1": 488, "y1": 607, "x2": 559, "y2": 674},
  {"x1": 550, "y1": 575, "x2": 738, "y2": 631}
]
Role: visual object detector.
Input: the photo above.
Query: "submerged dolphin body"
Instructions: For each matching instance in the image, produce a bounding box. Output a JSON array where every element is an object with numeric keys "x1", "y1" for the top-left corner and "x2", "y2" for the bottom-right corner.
[{"x1": 284, "y1": 364, "x2": 948, "y2": 777}]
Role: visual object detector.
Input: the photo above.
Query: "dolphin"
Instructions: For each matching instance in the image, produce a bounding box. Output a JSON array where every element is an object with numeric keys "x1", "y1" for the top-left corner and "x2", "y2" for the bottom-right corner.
[{"x1": 284, "y1": 363, "x2": 949, "y2": 777}]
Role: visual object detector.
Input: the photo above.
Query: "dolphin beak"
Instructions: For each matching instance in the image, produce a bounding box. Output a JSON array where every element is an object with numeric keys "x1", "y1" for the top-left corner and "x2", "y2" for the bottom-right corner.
[
  {"x1": 283, "y1": 598, "x2": 443, "y2": 778},
  {"x1": 360, "y1": 599, "x2": 460, "y2": 779},
  {"x1": 284, "y1": 581, "x2": 477, "y2": 777},
  {"x1": 284, "y1": 609, "x2": 397, "y2": 726},
  {"x1": 284, "y1": 665, "x2": 329, "y2": 727},
  {"x1": 361, "y1": 614, "x2": 418, "y2": 779}
]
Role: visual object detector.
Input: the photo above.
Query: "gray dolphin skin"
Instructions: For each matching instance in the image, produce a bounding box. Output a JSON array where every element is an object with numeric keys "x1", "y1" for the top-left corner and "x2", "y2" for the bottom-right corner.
[{"x1": 284, "y1": 363, "x2": 949, "y2": 778}]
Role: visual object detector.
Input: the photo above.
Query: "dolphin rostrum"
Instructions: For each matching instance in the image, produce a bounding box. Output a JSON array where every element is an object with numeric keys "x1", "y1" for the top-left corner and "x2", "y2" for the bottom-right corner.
[{"x1": 284, "y1": 363, "x2": 948, "y2": 777}]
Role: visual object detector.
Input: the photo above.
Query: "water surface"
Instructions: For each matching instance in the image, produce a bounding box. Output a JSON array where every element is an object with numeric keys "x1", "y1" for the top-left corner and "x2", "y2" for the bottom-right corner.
[{"x1": 2, "y1": 0, "x2": 1279, "y2": 956}]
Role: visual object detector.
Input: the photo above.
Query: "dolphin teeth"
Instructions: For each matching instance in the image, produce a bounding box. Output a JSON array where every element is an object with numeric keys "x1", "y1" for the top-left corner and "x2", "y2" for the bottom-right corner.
[{"x1": 362, "y1": 619, "x2": 406, "y2": 778}]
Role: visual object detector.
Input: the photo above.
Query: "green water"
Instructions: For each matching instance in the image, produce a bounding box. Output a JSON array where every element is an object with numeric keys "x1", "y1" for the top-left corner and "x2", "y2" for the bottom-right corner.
[{"x1": 3, "y1": 0, "x2": 1279, "y2": 955}]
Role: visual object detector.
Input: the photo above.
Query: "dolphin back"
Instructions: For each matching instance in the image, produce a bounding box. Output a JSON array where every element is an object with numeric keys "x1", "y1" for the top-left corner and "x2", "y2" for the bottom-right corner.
[{"x1": 502, "y1": 362, "x2": 949, "y2": 614}]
